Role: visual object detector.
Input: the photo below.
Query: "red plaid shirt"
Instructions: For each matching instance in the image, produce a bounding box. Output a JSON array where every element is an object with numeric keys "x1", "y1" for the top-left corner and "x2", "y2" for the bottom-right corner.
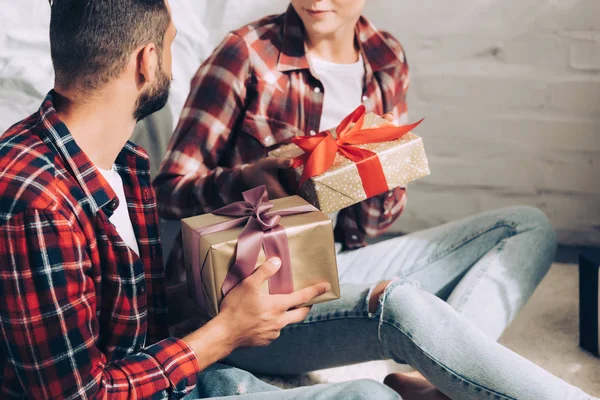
[
  {"x1": 0, "y1": 92, "x2": 200, "y2": 399},
  {"x1": 154, "y1": 6, "x2": 410, "y2": 282}
]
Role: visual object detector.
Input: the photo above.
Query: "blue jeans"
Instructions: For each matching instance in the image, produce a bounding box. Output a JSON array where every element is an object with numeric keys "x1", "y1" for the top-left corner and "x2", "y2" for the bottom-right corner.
[
  {"x1": 189, "y1": 206, "x2": 596, "y2": 399},
  {"x1": 185, "y1": 363, "x2": 399, "y2": 399}
]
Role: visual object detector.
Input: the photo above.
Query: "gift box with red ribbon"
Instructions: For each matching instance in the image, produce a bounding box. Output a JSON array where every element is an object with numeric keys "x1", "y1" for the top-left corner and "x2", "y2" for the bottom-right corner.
[
  {"x1": 270, "y1": 106, "x2": 430, "y2": 214},
  {"x1": 182, "y1": 186, "x2": 341, "y2": 318}
]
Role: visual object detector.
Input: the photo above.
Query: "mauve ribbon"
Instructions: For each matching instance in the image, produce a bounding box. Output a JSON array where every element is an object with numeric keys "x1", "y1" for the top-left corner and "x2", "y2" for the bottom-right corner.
[
  {"x1": 192, "y1": 186, "x2": 318, "y2": 300},
  {"x1": 291, "y1": 105, "x2": 424, "y2": 198}
]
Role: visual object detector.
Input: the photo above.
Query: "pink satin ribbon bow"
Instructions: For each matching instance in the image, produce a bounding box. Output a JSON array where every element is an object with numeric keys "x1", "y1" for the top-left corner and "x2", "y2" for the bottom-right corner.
[{"x1": 192, "y1": 186, "x2": 318, "y2": 302}]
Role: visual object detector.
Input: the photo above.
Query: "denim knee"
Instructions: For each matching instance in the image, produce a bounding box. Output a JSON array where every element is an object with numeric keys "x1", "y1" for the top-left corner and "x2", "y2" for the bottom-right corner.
[
  {"x1": 529, "y1": 207, "x2": 557, "y2": 250},
  {"x1": 341, "y1": 379, "x2": 399, "y2": 399},
  {"x1": 507, "y1": 206, "x2": 556, "y2": 245},
  {"x1": 373, "y1": 280, "x2": 434, "y2": 337},
  {"x1": 375, "y1": 279, "x2": 424, "y2": 315}
]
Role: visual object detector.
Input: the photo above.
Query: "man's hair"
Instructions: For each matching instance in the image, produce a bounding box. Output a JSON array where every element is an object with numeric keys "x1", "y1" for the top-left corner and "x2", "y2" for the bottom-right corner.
[{"x1": 50, "y1": 0, "x2": 170, "y2": 90}]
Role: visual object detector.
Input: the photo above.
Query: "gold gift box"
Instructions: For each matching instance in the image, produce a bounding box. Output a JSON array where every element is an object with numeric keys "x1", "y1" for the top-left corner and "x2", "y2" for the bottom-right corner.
[
  {"x1": 182, "y1": 195, "x2": 341, "y2": 318},
  {"x1": 270, "y1": 114, "x2": 430, "y2": 214}
]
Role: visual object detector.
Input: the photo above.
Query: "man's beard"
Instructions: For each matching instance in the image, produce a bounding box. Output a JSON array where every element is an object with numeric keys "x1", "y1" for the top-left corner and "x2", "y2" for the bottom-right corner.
[{"x1": 133, "y1": 66, "x2": 171, "y2": 122}]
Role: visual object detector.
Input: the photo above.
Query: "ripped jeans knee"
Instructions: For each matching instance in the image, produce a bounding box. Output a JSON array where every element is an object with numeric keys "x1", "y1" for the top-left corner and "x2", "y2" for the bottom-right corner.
[{"x1": 366, "y1": 278, "x2": 421, "y2": 341}]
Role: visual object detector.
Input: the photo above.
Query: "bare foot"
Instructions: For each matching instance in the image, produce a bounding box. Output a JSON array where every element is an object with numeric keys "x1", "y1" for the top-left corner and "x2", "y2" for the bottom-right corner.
[{"x1": 384, "y1": 371, "x2": 450, "y2": 400}]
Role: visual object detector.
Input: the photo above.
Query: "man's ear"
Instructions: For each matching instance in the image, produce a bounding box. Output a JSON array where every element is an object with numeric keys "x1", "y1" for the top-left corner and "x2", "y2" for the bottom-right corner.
[{"x1": 136, "y1": 43, "x2": 158, "y2": 90}]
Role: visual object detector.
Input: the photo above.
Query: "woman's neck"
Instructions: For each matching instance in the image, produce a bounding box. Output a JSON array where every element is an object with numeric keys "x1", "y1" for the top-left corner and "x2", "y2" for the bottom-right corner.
[{"x1": 305, "y1": 24, "x2": 359, "y2": 64}]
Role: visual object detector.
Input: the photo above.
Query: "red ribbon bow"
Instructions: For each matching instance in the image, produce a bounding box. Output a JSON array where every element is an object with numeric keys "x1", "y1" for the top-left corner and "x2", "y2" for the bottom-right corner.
[{"x1": 291, "y1": 105, "x2": 423, "y2": 198}]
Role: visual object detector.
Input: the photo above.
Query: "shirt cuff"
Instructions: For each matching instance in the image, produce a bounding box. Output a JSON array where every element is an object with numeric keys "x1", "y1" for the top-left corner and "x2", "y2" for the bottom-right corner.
[{"x1": 145, "y1": 337, "x2": 200, "y2": 396}]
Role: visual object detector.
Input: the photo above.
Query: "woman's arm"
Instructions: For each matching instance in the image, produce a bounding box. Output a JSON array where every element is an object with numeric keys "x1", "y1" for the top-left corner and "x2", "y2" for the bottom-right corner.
[{"x1": 153, "y1": 33, "x2": 251, "y2": 220}]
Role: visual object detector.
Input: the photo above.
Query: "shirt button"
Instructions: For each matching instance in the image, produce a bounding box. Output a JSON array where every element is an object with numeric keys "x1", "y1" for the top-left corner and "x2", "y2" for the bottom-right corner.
[
  {"x1": 107, "y1": 199, "x2": 118, "y2": 211},
  {"x1": 264, "y1": 136, "x2": 274, "y2": 145},
  {"x1": 309, "y1": 130, "x2": 317, "y2": 136},
  {"x1": 314, "y1": 87, "x2": 321, "y2": 93}
]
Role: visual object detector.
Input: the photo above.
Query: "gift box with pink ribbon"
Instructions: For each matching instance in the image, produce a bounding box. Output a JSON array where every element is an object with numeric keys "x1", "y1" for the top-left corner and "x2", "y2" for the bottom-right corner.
[
  {"x1": 270, "y1": 105, "x2": 430, "y2": 214},
  {"x1": 181, "y1": 186, "x2": 341, "y2": 318}
]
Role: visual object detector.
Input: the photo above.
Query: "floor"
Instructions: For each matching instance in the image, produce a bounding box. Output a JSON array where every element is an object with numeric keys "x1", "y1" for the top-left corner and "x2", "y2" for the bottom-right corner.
[
  {"x1": 498, "y1": 262, "x2": 599, "y2": 395},
  {"x1": 262, "y1": 249, "x2": 600, "y2": 397}
]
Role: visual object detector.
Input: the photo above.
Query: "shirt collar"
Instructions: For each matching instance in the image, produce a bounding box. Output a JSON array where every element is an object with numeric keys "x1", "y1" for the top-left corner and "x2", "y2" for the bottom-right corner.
[
  {"x1": 38, "y1": 91, "x2": 150, "y2": 214},
  {"x1": 277, "y1": 5, "x2": 402, "y2": 73}
]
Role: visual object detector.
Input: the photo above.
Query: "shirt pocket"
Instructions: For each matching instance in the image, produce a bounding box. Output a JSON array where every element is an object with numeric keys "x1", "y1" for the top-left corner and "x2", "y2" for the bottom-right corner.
[{"x1": 240, "y1": 112, "x2": 300, "y2": 149}]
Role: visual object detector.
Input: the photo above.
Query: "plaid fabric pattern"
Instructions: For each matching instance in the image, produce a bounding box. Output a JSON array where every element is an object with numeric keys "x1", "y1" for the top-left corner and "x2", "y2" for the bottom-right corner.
[
  {"x1": 154, "y1": 6, "x2": 410, "y2": 282},
  {"x1": 0, "y1": 92, "x2": 199, "y2": 399}
]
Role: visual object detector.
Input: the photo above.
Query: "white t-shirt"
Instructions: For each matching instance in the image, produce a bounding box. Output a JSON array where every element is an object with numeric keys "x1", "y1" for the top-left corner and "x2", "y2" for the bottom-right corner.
[
  {"x1": 98, "y1": 166, "x2": 140, "y2": 256},
  {"x1": 311, "y1": 54, "x2": 366, "y2": 134},
  {"x1": 310, "y1": 54, "x2": 366, "y2": 231}
]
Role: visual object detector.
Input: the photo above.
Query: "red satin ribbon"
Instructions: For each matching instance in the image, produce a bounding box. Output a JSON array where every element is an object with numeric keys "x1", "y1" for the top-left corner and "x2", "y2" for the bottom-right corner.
[
  {"x1": 191, "y1": 186, "x2": 318, "y2": 304},
  {"x1": 292, "y1": 105, "x2": 423, "y2": 198}
]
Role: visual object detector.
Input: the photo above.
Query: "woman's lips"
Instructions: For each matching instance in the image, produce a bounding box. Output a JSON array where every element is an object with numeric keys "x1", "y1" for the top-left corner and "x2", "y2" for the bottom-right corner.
[{"x1": 305, "y1": 8, "x2": 333, "y2": 18}]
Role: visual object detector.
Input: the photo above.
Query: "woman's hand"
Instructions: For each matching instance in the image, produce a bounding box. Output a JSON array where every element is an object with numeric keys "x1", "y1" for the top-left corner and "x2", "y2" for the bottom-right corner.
[{"x1": 241, "y1": 157, "x2": 293, "y2": 199}]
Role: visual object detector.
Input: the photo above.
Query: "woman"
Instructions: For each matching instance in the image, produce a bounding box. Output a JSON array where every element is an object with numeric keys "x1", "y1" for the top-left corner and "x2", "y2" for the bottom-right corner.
[{"x1": 154, "y1": 1, "x2": 594, "y2": 399}]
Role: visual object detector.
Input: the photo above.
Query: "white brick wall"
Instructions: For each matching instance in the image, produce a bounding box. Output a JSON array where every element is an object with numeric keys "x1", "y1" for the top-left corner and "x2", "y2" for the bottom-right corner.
[{"x1": 361, "y1": 0, "x2": 600, "y2": 246}]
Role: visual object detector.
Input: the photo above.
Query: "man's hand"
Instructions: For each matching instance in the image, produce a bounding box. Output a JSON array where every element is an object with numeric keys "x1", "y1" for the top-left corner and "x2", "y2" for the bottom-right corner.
[
  {"x1": 218, "y1": 258, "x2": 331, "y2": 347},
  {"x1": 181, "y1": 258, "x2": 330, "y2": 370},
  {"x1": 241, "y1": 157, "x2": 292, "y2": 199}
]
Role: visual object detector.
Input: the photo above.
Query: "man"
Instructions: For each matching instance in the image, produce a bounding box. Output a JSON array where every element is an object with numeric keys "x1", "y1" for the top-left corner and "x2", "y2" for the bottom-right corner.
[{"x1": 0, "y1": 1, "x2": 401, "y2": 398}]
